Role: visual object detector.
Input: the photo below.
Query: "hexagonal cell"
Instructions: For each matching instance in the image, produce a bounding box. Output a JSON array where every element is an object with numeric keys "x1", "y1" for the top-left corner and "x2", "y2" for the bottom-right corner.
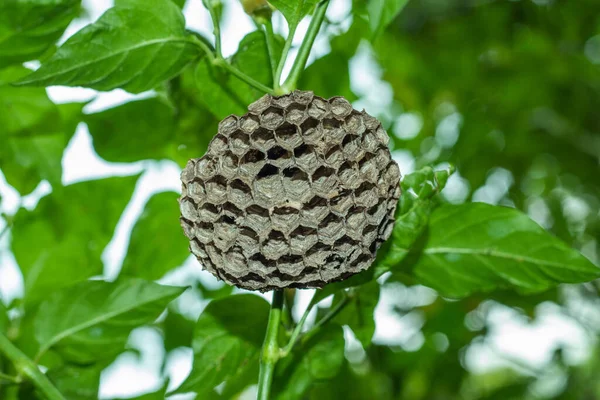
[
  {"x1": 329, "y1": 97, "x2": 352, "y2": 119},
  {"x1": 228, "y1": 179, "x2": 252, "y2": 209},
  {"x1": 373, "y1": 148, "x2": 391, "y2": 170},
  {"x1": 181, "y1": 159, "x2": 196, "y2": 183},
  {"x1": 229, "y1": 130, "x2": 251, "y2": 156},
  {"x1": 262, "y1": 230, "x2": 289, "y2": 260},
  {"x1": 260, "y1": 106, "x2": 285, "y2": 130},
  {"x1": 344, "y1": 112, "x2": 366, "y2": 136},
  {"x1": 208, "y1": 134, "x2": 228, "y2": 156},
  {"x1": 180, "y1": 217, "x2": 195, "y2": 238},
  {"x1": 248, "y1": 95, "x2": 272, "y2": 114},
  {"x1": 238, "y1": 227, "x2": 260, "y2": 255},
  {"x1": 254, "y1": 164, "x2": 284, "y2": 207},
  {"x1": 302, "y1": 195, "x2": 329, "y2": 225},
  {"x1": 239, "y1": 149, "x2": 266, "y2": 178},
  {"x1": 213, "y1": 215, "x2": 239, "y2": 252},
  {"x1": 248, "y1": 253, "x2": 277, "y2": 274},
  {"x1": 244, "y1": 204, "x2": 270, "y2": 236},
  {"x1": 289, "y1": 225, "x2": 319, "y2": 254},
  {"x1": 194, "y1": 157, "x2": 218, "y2": 180},
  {"x1": 329, "y1": 190, "x2": 353, "y2": 215},
  {"x1": 251, "y1": 127, "x2": 276, "y2": 152},
  {"x1": 285, "y1": 103, "x2": 306, "y2": 125},
  {"x1": 317, "y1": 214, "x2": 345, "y2": 244},
  {"x1": 362, "y1": 131, "x2": 380, "y2": 154},
  {"x1": 195, "y1": 221, "x2": 214, "y2": 244},
  {"x1": 366, "y1": 202, "x2": 387, "y2": 225},
  {"x1": 333, "y1": 235, "x2": 359, "y2": 256},
  {"x1": 363, "y1": 113, "x2": 380, "y2": 131},
  {"x1": 267, "y1": 145, "x2": 293, "y2": 168},
  {"x1": 189, "y1": 237, "x2": 207, "y2": 259},
  {"x1": 300, "y1": 117, "x2": 321, "y2": 144},
  {"x1": 275, "y1": 122, "x2": 303, "y2": 150},
  {"x1": 185, "y1": 179, "x2": 205, "y2": 200},
  {"x1": 272, "y1": 93, "x2": 293, "y2": 108},
  {"x1": 271, "y1": 206, "x2": 300, "y2": 235},
  {"x1": 180, "y1": 198, "x2": 198, "y2": 220},
  {"x1": 354, "y1": 182, "x2": 378, "y2": 208},
  {"x1": 293, "y1": 144, "x2": 319, "y2": 175},
  {"x1": 218, "y1": 115, "x2": 239, "y2": 135},
  {"x1": 384, "y1": 162, "x2": 401, "y2": 187},
  {"x1": 374, "y1": 126, "x2": 390, "y2": 146},
  {"x1": 293, "y1": 90, "x2": 314, "y2": 105},
  {"x1": 311, "y1": 166, "x2": 338, "y2": 197},
  {"x1": 205, "y1": 175, "x2": 228, "y2": 204},
  {"x1": 223, "y1": 247, "x2": 247, "y2": 278},
  {"x1": 205, "y1": 244, "x2": 224, "y2": 271},
  {"x1": 362, "y1": 224, "x2": 378, "y2": 245},
  {"x1": 342, "y1": 134, "x2": 365, "y2": 162},
  {"x1": 277, "y1": 254, "x2": 304, "y2": 277},
  {"x1": 338, "y1": 161, "x2": 360, "y2": 189},
  {"x1": 282, "y1": 167, "x2": 312, "y2": 203},
  {"x1": 322, "y1": 118, "x2": 346, "y2": 146},
  {"x1": 324, "y1": 146, "x2": 344, "y2": 169},
  {"x1": 345, "y1": 206, "x2": 367, "y2": 239},
  {"x1": 378, "y1": 217, "x2": 395, "y2": 240},
  {"x1": 358, "y1": 154, "x2": 378, "y2": 183},
  {"x1": 239, "y1": 114, "x2": 260, "y2": 134},
  {"x1": 222, "y1": 202, "x2": 244, "y2": 222},
  {"x1": 307, "y1": 97, "x2": 330, "y2": 119},
  {"x1": 218, "y1": 153, "x2": 238, "y2": 180},
  {"x1": 349, "y1": 252, "x2": 371, "y2": 273},
  {"x1": 305, "y1": 242, "x2": 330, "y2": 267},
  {"x1": 198, "y1": 202, "x2": 220, "y2": 223}
]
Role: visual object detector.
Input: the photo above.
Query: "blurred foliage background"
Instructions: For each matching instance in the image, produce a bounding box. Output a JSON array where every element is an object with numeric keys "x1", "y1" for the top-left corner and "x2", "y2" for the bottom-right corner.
[{"x1": 1, "y1": 0, "x2": 600, "y2": 399}]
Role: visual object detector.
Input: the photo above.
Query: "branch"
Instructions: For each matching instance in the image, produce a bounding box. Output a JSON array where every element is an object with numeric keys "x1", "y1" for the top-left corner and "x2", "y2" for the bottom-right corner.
[{"x1": 257, "y1": 290, "x2": 284, "y2": 400}]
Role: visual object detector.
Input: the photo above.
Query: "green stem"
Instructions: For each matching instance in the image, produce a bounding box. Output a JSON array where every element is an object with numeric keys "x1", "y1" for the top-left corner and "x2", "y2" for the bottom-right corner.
[
  {"x1": 282, "y1": 0, "x2": 330, "y2": 93},
  {"x1": 206, "y1": 1, "x2": 222, "y2": 58},
  {"x1": 274, "y1": 23, "x2": 297, "y2": 93},
  {"x1": 263, "y1": 19, "x2": 278, "y2": 84},
  {"x1": 313, "y1": 293, "x2": 350, "y2": 330},
  {"x1": 258, "y1": 290, "x2": 284, "y2": 400},
  {"x1": 215, "y1": 59, "x2": 275, "y2": 94},
  {"x1": 0, "y1": 334, "x2": 65, "y2": 400},
  {"x1": 281, "y1": 298, "x2": 312, "y2": 357},
  {"x1": 0, "y1": 371, "x2": 20, "y2": 384}
]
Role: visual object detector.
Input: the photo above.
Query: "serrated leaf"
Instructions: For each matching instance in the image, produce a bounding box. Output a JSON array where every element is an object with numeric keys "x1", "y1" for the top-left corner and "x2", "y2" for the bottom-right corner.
[
  {"x1": 273, "y1": 324, "x2": 345, "y2": 400},
  {"x1": 367, "y1": 0, "x2": 409, "y2": 40},
  {"x1": 332, "y1": 281, "x2": 379, "y2": 349},
  {"x1": 269, "y1": 0, "x2": 319, "y2": 29},
  {"x1": 11, "y1": 175, "x2": 139, "y2": 305},
  {"x1": 0, "y1": 67, "x2": 81, "y2": 193},
  {"x1": 0, "y1": 0, "x2": 81, "y2": 68},
  {"x1": 34, "y1": 278, "x2": 186, "y2": 363},
  {"x1": 195, "y1": 30, "x2": 278, "y2": 118},
  {"x1": 173, "y1": 294, "x2": 269, "y2": 395},
  {"x1": 85, "y1": 97, "x2": 176, "y2": 163},
  {"x1": 120, "y1": 192, "x2": 189, "y2": 280},
  {"x1": 16, "y1": 0, "x2": 202, "y2": 93},
  {"x1": 408, "y1": 202, "x2": 600, "y2": 298}
]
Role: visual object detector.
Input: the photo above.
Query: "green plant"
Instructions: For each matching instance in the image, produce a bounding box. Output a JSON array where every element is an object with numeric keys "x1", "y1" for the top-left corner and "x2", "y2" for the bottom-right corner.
[{"x1": 0, "y1": 0, "x2": 599, "y2": 399}]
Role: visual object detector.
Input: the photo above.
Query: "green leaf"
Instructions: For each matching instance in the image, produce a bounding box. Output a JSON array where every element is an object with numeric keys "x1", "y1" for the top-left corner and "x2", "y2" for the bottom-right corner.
[
  {"x1": 0, "y1": 67, "x2": 81, "y2": 193},
  {"x1": 173, "y1": 294, "x2": 270, "y2": 395},
  {"x1": 366, "y1": 0, "x2": 409, "y2": 40},
  {"x1": 0, "y1": 0, "x2": 81, "y2": 68},
  {"x1": 11, "y1": 175, "x2": 139, "y2": 305},
  {"x1": 120, "y1": 192, "x2": 190, "y2": 280},
  {"x1": 16, "y1": 0, "x2": 202, "y2": 93},
  {"x1": 34, "y1": 278, "x2": 186, "y2": 363},
  {"x1": 332, "y1": 281, "x2": 379, "y2": 349},
  {"x1": 409, "y1": 203, "x2": 600, "y2": 298},
  {"x1": 47, "y1": 363, "x2": 106, "y2": 400},
  {"x1": 269, "y1": 0, "x2": 318, "y2": 28},
  {"x1": 0, "y1": 301, "x2": 7, "y2": 334},
  {"x1": 194, "y1": 30, "x2": 276, "y2": 118},
  {"x1": 273, "y1": 324, "x2": 345, "y2": 400},
  {"x1": 163, "y1": 309, "x2": 195, "y2": 351},
  {"x1": 84, "y1": 97, "x2": 176, "y2": 163},
  {"x1": 298, "y1": 52, "x2": 357, "y2": 101}
]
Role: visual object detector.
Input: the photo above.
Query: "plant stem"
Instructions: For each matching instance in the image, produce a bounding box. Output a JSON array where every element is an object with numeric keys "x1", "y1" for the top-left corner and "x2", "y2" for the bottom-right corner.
[
  {"x1": 274, "y1": 23, "x2": 297, "y2": 93},
  {"x1": 258, "y1": 290, "x2": 284, "y2": 400},
  {"x1": 263, "y1": 19, "x2": 278, "y2": 84},
  {"x1": 313, "y1": 293, "x2": 350, "y2": 330},
  {"x1": 281, "y1": 298, "x2": 312, "y2": 356},
  {"x1": 0, "y1": 371, "x2": 20, "y2": 384},
  {"x1": 0, "y1": 334, "x2": 65, "y2": 400},
  {"x1": 214, "y1": 59, "x2": 275, "y2": 94},
  {"x1": 282, "y1": 0, "x2": 330, "y2": 93},
  {"x1": 206, "y1": 2, "x2": 222, "y2": 58}
]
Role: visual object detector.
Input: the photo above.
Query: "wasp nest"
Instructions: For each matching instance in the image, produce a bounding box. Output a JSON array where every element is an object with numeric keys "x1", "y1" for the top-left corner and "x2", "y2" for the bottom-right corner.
[{"x1": 179, "y1": 91, "x2": 400, "y2": 291}]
